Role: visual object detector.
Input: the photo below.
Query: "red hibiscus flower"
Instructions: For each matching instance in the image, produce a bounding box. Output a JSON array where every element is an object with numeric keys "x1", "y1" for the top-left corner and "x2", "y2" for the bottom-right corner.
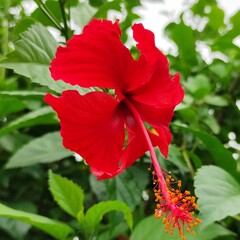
[{"x1": 45, "y1": 19, "x2": 200, "y2": 239}]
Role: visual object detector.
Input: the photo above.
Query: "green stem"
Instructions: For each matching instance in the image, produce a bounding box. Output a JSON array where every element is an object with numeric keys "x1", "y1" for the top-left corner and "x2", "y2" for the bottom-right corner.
[
  {"x1": 34, "y1": 0, "x2": 63, "y2": 32},
  {"x1": 58, "y1": 0, "x2": 69, "y2": 41},
  {"x1": 182, "y1": 149, "x2": 195, "y2": 178}
]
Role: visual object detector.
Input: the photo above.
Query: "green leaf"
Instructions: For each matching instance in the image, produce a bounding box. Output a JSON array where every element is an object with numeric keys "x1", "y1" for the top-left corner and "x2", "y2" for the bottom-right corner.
[
  {"x1": 48, "y1": 171, "x2": 84, "y2": 219},
  {"x1": 0, "y1": 106, "x2": 57, "y2": 137},
  {"x1": 173, "y1": 123, "x2": 237, "y2": 174},
  {"x1": 85, "y1": 200, "x2": 133, "y2": 232},
  {"x1": 195, "y1": 165, "x2": 240, "y2": 229},
  {"x1": 204, "y1": 95, "x2": 228, "y2": 106},
  {"x1": 94, "y1": 0, "x2": 121, "y2": 18},
  {"x1": 0, "y1": 24, "x2": 87, "y2": 94},
  {"x1": 165, "y1": 21, "x2": 197, "y2": 68},
  {"x1": 5, "y1": 132, "x2": 72, "y2": 169},
  {"x1": 202, "y1": 115, "x2": 220, "y2": 134},
  {"x1": 31, "y1": 1, "x2": 62, "y2": 28},
  {"x1": 89, "y1": 174, "x2": 108, "y2": 201},
  {"x1": 168, "y1": 145, "x2": 189, "y2": 173},
  {"x1": 0, "y1": 96, "x2": 26, "y2": 116},
  {"x1": 209, "y1": 62, "x2": 228, "y2": 79},
  {"x1": 0, "y1": 91, "x2": 45, "y2": 98},
  {"x1": 0, "y1": 218, "x2": 30, "y2": 239},
  {"x1": 0, "y1": 203, "x2": 72, "y2": 239},
  {"x1": 0, "y1": 133, "x2": 32, "y2": 153},
  {"x1": 130, "y1": 215, "x2": 235, "y2": 240},
  {"x1": 207, "y1": 5, "x2": 225, "y2": 31},
  {"x1": 71, "y1": 2, "x2": 97, "y2": 28},
  {"x1": 108, "y1": 166, "x2": 149, "y2": 210},
  {"x1": 186, "y1": 74, "x2": 211, "y2": 99}
]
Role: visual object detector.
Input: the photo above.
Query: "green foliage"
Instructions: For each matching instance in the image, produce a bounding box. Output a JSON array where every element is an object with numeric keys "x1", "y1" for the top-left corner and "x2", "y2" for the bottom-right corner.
[
  {"x1": 0, "y1": 23, "x2": 86, "y2": 94},
  {"x1": 173, "y1": 124, "x2": 237, "y2": 174},
  {"x1": 195, "y1": 165, "x2": 240, "y2": 229},
  {"x1": 6, "y1": 132, "x2": 73, "y2": 168},
  {"x1": 85, "y1": 200, "x2": 133, "y2": 232},
  {"x1": 0, "y1": 106, "x2": 57, "y2": 137},
  {"x1": 130, "y1": 215, "x2": 235, "y2": 240},
  {"x1": 0, "y1": 203, "x2": 72, "y2": 239},
  {"x1": 48, "y1": 171, "x2": 133, "y2": 238},
  {"x1": 107, "y1": 166, "x2": 149, "y2": 210},
  {"x1": 49, "y1": 170, "x2": 84, "y2": 219}
]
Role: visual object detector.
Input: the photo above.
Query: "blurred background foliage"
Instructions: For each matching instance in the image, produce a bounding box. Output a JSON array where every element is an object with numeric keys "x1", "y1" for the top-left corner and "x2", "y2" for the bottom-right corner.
[{"x1": 0, "y1": 0, "x2": 240, "y2": 239}]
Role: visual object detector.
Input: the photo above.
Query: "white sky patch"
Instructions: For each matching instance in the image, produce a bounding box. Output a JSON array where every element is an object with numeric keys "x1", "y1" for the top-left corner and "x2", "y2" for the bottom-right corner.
[{"x1": 22, "y1": 0, "x2": 37, "y2": 15}]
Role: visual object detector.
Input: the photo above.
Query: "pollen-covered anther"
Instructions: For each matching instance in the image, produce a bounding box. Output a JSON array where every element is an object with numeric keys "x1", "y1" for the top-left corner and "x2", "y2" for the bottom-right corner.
[{"x1": 152, "y1": 171, "x2": 201, "y2": 239}]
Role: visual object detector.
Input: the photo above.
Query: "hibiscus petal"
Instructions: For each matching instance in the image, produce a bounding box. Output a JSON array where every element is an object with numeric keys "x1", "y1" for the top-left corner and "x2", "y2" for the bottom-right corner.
[
  {"x1": 50, "y1": 19, "x2": 139, "y2": 91},
  {"x1": 126, "y1": 98, "x2": 173, "y2": 157},
  {"x1": 44, "y1": 90, "x2": 125, "y2": 175},
  {"x1": 120, "y1": 106, "x2": 148, "y2": 168},
  {"x1": 92, "y1": 106, "x2": 149, "y2": 180},
  {"x1": 131, "y1": 99, "x2": 174, "y2": 126},
  {"x1": 149, "y1": 126, "x2": 172, "y2": 158},
  {"x1": 130, "y1": 23, "x2": 184, "y2": 108}
]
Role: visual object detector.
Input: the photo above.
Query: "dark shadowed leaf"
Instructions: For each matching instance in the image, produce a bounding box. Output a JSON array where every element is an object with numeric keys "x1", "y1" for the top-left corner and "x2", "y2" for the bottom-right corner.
[{"x1": 107, "y1": 166, "x2": 149, "y2": 210}]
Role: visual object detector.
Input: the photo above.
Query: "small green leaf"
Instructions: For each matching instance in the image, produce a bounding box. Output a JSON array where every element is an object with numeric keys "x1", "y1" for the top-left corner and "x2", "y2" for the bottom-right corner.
[
  {"x1": 71, "y1": 2, "x2": 97, "y2": 28},
  {"x1": 207, "y1": 5, "x2": 225, "y2": 31},
  {"x1": 5, "y1": 132, "x2": 72, "y2": 169},
  {"x1": 202, "y1": 115, "x2": 220, "y2": 134},
  {"x1": 194, "y1": 165, "x2": 240, "y2": 229},
  {"x1": 94, "y1": 0, "x2": 121, "y2": 18},
  {"x1": 209, "y1": 62, "x2": 228, "y2": 79},
  {"x1": 204, "y1": 95, "x2": 228, "y2": 106},
  {"x1": 0, "y1": 24, "x2": 88, "y2": 94},
  {"x1": 85, "y1": 200, "x2": 133, "y2": 232},
  {"x1": 130, "y1": 215, "x2": 235, "y2": 240},
  {"x1": 31, "y1": 1, "x2": 62, "y2": 28},
  {"x1": 48, "y1": 171, "x2": 84, "y2": 219},
  {"x1": 0, "y1": 203, "x2": 72, "y2": 239},
  {"x1": 186, "y1": 74, "x2": 211, "y2": 99},
  {"x1": 165, "y1": 21, "x2": 197, "y2": 68},
  {"x1": 0, "y1": 107, "x2": 57, "y2": 137}
]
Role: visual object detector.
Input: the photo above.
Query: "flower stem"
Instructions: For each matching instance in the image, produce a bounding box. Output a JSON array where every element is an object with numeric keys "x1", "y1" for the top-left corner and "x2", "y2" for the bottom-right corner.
[
  {"x1": 58, "y1": 0, "x2": 69, "y2": 41},
  {"x1": 34, "y1": 0, "x2": 63, "y2": 32}
]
